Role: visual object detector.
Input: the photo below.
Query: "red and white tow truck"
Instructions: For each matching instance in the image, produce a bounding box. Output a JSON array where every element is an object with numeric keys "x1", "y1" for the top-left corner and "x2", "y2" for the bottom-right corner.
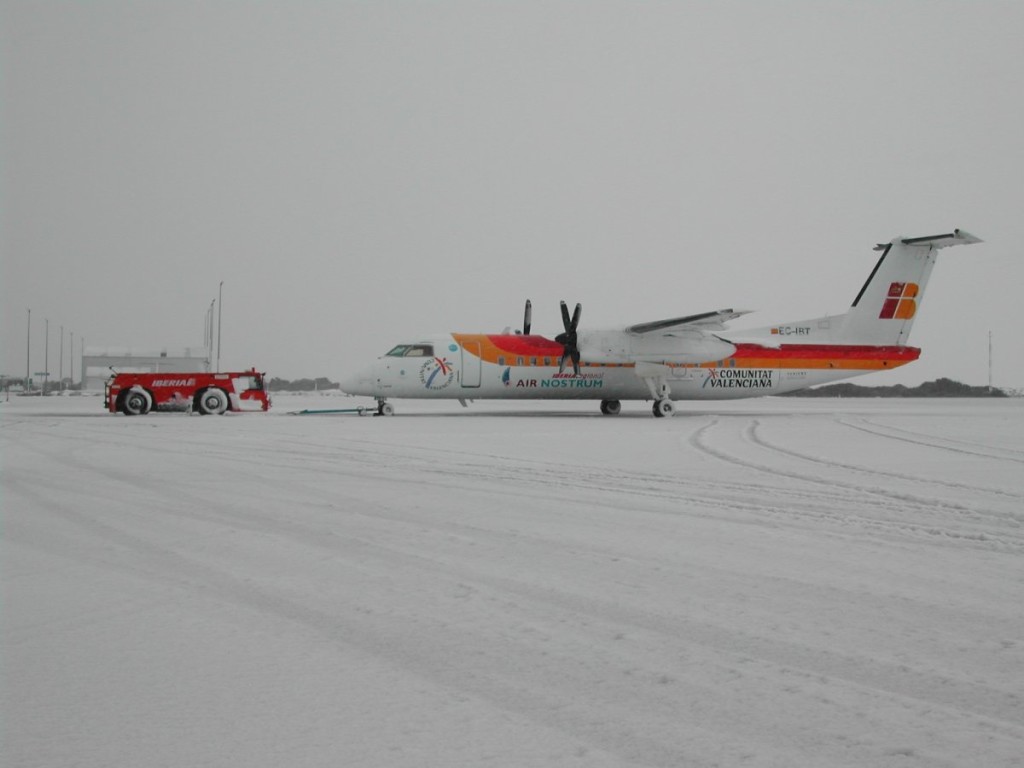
[{"x1": 104, "y1": 369, "x2": 271, "y2": 415}]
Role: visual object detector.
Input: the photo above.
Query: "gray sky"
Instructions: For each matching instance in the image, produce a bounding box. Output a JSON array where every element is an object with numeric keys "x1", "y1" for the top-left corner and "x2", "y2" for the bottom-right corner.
[{"x1": 3, "y1": 1, "x2": 1023, "y2": 388}]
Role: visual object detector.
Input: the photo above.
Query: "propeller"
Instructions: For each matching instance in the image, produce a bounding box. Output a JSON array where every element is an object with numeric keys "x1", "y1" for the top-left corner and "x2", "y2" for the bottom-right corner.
[
  {"x1": 522, "y1": 299, "x2": 532, "y2": 335},
  {"x1": 555, "y1": 300, "x2": 582, "y2": 375}
]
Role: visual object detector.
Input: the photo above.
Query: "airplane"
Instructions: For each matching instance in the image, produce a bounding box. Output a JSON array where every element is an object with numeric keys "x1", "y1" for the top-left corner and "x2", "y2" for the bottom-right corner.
[{"x1": 340, "y1": 229, "x2": 982, "y2": 417}]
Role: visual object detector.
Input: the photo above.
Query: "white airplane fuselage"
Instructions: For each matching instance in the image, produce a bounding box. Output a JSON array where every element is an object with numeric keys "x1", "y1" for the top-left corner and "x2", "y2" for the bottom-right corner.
[{"x1": 341, "y1": 333, "x2": 919, "y2": 402}]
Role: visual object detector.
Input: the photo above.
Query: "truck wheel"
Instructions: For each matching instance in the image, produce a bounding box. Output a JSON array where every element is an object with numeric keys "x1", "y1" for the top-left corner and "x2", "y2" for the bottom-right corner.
[
  {"x1": 197, "y1": 388, "x2": 228, "y2": 415},
  {"x1": 122, "y1": 389, "x2": 152, "y2": 416}
]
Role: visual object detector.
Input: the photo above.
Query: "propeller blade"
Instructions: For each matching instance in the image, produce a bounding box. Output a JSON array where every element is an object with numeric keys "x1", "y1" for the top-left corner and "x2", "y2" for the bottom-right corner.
[
  {"x1": 556, "y1": 300, "x2": 583, "y2": 375},
  {"x1": 523, "y1": 300, "x2": 532, "y2": 335},
  {"x1": 558, "y1": 352, "x2": 581, "y2": 375}
]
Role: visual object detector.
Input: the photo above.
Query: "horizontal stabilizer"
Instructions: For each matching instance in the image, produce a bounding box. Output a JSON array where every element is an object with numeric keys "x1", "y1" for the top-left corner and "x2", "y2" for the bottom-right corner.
[
  {"x1": 874, "y1": 229, "x2": 982, "y2": 251},
  {"x1": 627, "y1": 309, "x2": 752, "y2": 335}
]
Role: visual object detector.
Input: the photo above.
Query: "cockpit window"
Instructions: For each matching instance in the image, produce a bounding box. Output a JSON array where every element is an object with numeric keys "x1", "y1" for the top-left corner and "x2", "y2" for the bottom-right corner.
[
  {"x1": 235, "y1": 376, "x2": 262, "y2": 391},
  {"x1": 385, "y1": 344, "x2": 434, "y2": 357}
]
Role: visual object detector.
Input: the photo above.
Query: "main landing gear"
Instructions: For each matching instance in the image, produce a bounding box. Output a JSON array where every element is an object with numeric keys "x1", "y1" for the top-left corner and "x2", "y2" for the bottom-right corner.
[
  {"x1": 652, "y1": 398, "x2": 675, "y2": 418},
  {"x1": 635, "y1": 362, "x2": 676, "y2": 418},
  {"x1": 601, "y1": 398, "x2": 673, "y2": 416}
]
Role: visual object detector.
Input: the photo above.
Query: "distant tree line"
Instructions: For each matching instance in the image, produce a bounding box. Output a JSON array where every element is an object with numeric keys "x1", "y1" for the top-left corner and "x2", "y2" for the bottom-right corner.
[
  {"x1": 268, "y1": 377, "x2": 340, "y2": 392},
  {"x1": 779, "y1": 377, "x2": 1007, "y2": 398}
]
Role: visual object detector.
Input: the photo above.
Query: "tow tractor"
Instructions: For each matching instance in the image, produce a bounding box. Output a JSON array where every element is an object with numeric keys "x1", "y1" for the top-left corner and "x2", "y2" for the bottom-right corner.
[{"x1": 104, "y1": 369, "x2": 270, "y2": 415}]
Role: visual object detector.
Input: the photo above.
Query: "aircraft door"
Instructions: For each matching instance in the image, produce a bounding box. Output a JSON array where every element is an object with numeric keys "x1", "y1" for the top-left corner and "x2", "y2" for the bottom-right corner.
[
  {"x1": 461, "y1": 341, "x2": 482, "y2": 388},
  {"x1": 672, "y1": 365, "x2": 697, "y2": 381}
]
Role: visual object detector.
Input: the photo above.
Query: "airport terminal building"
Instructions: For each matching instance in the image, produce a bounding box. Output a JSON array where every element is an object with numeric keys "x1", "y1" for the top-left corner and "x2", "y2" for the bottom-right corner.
[{"x1": 82, "y1": 347, "x2": 211, "y2": 390}]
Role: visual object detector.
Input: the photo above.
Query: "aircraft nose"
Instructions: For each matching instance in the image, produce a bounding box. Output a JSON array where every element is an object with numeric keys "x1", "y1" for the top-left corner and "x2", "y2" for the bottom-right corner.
[{"x1": 340, "y1": 369, "x2": 374, "y2": 396}]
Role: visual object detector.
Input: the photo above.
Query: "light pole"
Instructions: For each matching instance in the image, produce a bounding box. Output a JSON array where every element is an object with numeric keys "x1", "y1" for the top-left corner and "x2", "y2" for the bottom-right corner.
[
  {"x1": 44, "y1": 318, "x2": 50, "y2": 395},
  {"x1": 205, "y1": 299, "x2": 215, "y2": 370},
  {"x1": 217, "y1": 281, "x2": 223, "y2": 373},
  {"x1": 60, "y1": 324, "x2": 64, "y2": 390},
  {"x1": 988, "y1": 331, "x2": 993, "y2": 392},
  {"x1": 26, "y1": 308, "x2": 31, "y2": 390}
]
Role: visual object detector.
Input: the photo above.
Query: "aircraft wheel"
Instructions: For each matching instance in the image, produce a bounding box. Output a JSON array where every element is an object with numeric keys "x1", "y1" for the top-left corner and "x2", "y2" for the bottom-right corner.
[
  {"x1": 378, "y1": 402, "x2": 394, "y2": 416},
  {"x1": 198, "y1": 388, "x2": 228, "y2": 415},
  {"x1": 122, "y1": 388, "x2": 152, "y2": 415},
  {"x1": 600, "y1": 399, "x2": 622, "y2": 415},
  {"x1": 652, "y1": 399, "x2": 675, "y2": 418}
]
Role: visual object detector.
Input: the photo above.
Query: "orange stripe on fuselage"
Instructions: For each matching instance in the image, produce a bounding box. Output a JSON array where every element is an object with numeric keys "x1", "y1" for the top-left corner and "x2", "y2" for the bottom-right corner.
[
  {"x1": 453, "y1": 334, "x2": 563, "y2": 363},
  {"x1": 727, "y1": 343, "x2": 920, "y2": 370},
  {"x1": 452, "y1": 334, "x2": 920, "y2": 371}
]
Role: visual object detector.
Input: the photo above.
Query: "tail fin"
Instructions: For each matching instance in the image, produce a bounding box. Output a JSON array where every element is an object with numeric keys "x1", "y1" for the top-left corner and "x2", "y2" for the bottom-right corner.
[
  {"x1": 838, "y1": 229, "x2": 982, "y2": 344},
  {"x1": 729, "y1": 229, "x2": 982, "y2": 348}
]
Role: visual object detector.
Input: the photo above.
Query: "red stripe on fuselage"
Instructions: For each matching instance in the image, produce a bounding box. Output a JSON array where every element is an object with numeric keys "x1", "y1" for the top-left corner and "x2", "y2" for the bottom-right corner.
[
  {"x1": 732, "y1": 343, "x2": 920, "y2": 362},
  {"x1": 483, "y1": 334, "x2": 564, "y2": 356},
  {"x1": 452, "y1": 334, "x2": 920, "y2": 370}
]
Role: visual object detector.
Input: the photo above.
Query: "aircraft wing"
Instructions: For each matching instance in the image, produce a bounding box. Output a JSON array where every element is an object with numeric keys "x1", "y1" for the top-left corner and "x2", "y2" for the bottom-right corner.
[{"x1": 626, "y1": 308, "x2": 752, "y2": 334}]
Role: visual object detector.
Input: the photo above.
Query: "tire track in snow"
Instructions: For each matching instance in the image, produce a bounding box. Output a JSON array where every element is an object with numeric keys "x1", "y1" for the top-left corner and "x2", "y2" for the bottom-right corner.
[
  {"x1": 24, "y1": 414, "x2": 1023, "y2": 553},
  {"x1": 40, "y1": 424, "x2": 928, "y2": 570},
  {"x1": 204, "y1": 432, "x2": 834, "y2": 527},
  {"x1": 1, "y1": 460, "x2": 715, "y2": 766},
  {"x1": 21, "y1": 461, "x2": 1017, "y2": 751},
  {"x1": 288, "y1": 431, "x2": 1024, "y2": 555},
  {"x1": 446, "y1": 566, "x2": 1024, "y2": 733},
  {"x1": 748, "y1": 420, "x2": 1024, "y2": 509},
  {"x1": 245, "y1": 431, "x2": 1024, "y2": 553},
  {"x1": 687, "y1": 419, "x2": 1024, "y2": 552},
  {"x1": 8, "y1": 406, "x2": 1024, "y2": 767},
  {"x1": 840, "y1": 418, "x2": 1024, "y2": 464}
]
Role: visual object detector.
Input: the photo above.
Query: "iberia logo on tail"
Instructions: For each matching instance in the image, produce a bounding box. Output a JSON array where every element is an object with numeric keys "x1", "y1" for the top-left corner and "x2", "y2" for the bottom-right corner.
[{"x1": 879, "y1": 282, "x2": 919, "y2": 319}]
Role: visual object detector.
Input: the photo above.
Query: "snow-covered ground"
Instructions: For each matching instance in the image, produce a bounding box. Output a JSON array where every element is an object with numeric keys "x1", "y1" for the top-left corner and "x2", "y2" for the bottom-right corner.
[{"x1": 3, "y1": 394, "x2": 1023, "y2": 767}]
